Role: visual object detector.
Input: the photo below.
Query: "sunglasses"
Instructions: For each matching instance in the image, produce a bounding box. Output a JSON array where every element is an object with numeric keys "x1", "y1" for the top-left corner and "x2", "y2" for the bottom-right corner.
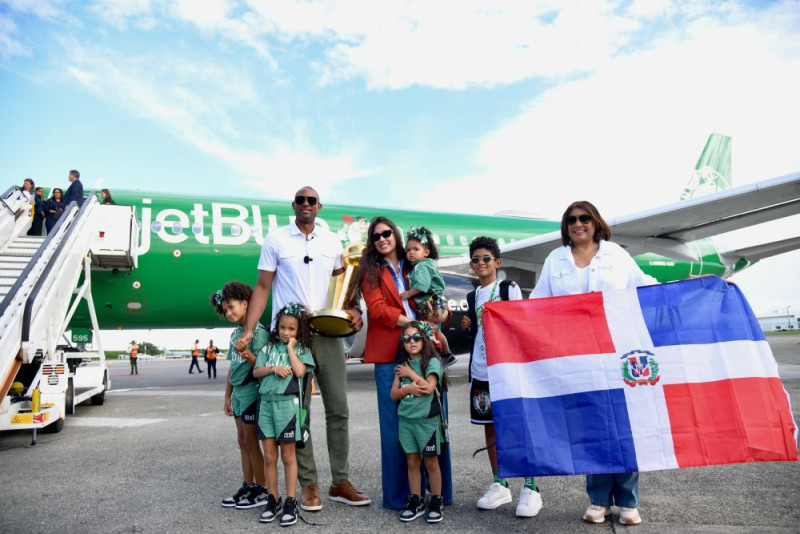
[
  {"x1": 470, "y1": 255, "x2": 494, "y2": 264},
  {"x1": 371, "y1": 229, "x2": 393, "y2": 242},
  {"x1": 294, "y1": 195, "x2": 318, "y2": 206},
  {"x1": 401, "y1": 333, "x2": 423, "y2": 343},
  {"x1": 566, "y1": 214, "x2": 592, "y2": 225}
]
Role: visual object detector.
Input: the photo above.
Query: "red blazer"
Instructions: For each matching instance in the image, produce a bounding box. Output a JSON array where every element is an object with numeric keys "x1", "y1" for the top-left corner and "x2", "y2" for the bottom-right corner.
[{"x1": 362, "y1": 264, "x2": 417, "y2": 364}]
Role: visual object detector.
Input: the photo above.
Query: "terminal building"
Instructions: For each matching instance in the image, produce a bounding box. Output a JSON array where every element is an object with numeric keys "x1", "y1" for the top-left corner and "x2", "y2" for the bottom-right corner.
[{"x1": 757, "y1": 313, "x2": 798, "y2": 332}]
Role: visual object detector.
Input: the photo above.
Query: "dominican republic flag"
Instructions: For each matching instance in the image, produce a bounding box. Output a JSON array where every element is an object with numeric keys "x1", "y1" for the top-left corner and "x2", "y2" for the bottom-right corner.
[{"x1": 484, "y1": 276, "x2": 798, "y2": 478}]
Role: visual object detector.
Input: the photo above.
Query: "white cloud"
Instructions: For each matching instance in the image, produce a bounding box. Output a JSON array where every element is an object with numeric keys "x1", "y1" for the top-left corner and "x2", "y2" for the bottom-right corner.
[
  {"x1": 2, "y1": 0, "x2": 64, "y2": 19},
  {"x1": 60, "y1": 39, "x2": 369, "y2": 195},
  {"x1": 260, "y1": 0, "x2": 643, "y2": 89},
  {"x1": 419, "y1": 3, "x2": 800, "y2": 218},
  {"x1": 0, "y1": 0, "x2": 70, "y2": 57},
  {"x1": 89, "y1": 0, "x2": 156, "y2": 29},
  {"x1": 171, "y1": 0, "x2": 277, "y2": 65},
  {"x1": 0, "y1": 14, "x2": 28, "y2": 57}
]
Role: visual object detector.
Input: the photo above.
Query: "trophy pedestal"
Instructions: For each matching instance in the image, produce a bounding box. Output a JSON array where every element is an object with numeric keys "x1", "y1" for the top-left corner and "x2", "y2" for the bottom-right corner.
[{"x1": 309, "y1": 309, "x2": 354, "y2": 338}]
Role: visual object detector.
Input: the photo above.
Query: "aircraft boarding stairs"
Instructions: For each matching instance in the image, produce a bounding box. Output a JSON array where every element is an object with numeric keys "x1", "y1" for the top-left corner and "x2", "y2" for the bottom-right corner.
[{"x1": 0, "y1": 186, "x2": 137, "y2": 439}]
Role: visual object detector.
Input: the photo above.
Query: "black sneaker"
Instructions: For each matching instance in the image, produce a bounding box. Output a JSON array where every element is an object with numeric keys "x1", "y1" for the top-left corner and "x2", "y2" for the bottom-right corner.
[
  {"x1": 279, "y1": 497, "x2": 298, "y2": 527},
  {"x1": 221, "y1": 483, "x2": 249, "y2": 508},
  {"x1": 235, "y1": 484, "x2": 269, "y2": 509},
  {"x1": 399, "y1": 494, "x2": 425, "y2": 522},
  {"x1": 441, "y1": 352, "x2": 457, "y2": 368},
  {"x1": 426, "y1": 495, "x2": 443, "y2": 523},
  {"x1": 259, "y1": 494, "x2": 283, "y2": 523}
]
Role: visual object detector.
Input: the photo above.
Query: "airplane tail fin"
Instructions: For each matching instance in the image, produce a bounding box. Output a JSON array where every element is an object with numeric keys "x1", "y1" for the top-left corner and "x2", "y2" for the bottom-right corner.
[{"x1": 680, "y1": 133, "x2": 733, "y2": 200}]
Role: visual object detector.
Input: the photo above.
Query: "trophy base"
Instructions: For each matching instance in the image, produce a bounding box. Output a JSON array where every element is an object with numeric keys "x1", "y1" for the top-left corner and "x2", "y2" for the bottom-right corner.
[{"x1": 308, "y1": 309, "x2": 355, "y2": 338}]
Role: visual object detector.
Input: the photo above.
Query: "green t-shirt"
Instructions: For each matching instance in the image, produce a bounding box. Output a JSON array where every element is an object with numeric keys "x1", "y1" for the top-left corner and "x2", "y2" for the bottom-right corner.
[
  {"x1": 228, "y1": 323, "x2": 268, "y2": 386},
  {"x1": 255, "y1": 340, "x2": 315, "y2": 399},
  {"x1": 398, "y1": 356, "x2": 443, "y2": 419},
  {"x1": 408, "y1": 258, "x2": 446, "y2": 308}
]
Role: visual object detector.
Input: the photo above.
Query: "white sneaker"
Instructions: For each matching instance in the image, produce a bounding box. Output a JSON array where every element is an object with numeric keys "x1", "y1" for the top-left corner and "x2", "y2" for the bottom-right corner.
[
  {"x1": 619, "y1": 507, "x2": 642, "y2": 525},
  {"x1": 477, "y1": 482, "x2": 512, "y2": 510},
  {"x1": 583, "y1": 504, "x2": 611, "y2": 523},
  {"x1": 515, "y1": 486, "x2": 543, "y2": 517}
]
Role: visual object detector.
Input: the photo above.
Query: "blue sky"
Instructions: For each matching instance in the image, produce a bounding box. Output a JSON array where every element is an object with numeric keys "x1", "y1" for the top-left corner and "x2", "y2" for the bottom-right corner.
[{"x1": 2, "y1": 0, "x2": 799, "y2": 347}]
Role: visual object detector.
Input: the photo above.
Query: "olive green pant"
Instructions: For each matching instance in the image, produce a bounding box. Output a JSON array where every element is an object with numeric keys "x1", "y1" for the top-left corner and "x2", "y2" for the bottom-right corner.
[{"x1": 296, "y1": 335, "x2": 350, "y2": 487}]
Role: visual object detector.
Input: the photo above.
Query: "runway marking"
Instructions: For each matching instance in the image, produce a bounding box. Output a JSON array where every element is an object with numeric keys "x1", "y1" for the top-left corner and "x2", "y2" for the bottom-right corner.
[{"x1": 67, "y1": 417, "x2": 166, "y2": 428}]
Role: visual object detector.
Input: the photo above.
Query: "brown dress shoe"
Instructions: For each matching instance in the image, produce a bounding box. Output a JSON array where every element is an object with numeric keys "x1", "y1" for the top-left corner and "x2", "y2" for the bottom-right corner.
[
  {"x1": 301, "y1": 483, "x2": 322, "y2": 512},
  {"x1": 328, "y1": 480, "x2": 372, "y2": 506}
]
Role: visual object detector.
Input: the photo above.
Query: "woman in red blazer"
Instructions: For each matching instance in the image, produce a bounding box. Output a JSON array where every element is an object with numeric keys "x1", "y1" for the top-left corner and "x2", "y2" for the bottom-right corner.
[{"x1": 349, "y1": 216, "x2": 452, "y2": 510}]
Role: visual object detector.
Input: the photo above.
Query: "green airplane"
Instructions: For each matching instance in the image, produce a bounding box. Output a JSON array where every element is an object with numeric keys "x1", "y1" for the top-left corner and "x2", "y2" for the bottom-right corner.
[{"x1": 70, "y1": 134, "x2": 800, "y2": 355}]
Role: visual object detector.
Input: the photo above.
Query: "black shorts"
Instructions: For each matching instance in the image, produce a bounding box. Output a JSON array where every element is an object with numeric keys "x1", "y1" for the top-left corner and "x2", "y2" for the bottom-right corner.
[{"x1": 470, "y1": 379, "x2": 494, "y2": 424}]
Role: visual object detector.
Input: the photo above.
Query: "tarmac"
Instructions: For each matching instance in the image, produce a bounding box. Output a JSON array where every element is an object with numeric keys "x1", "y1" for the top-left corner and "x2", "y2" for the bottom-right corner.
[{"x1": 1, "y1": 334, "x2": 799, "y2": 533}]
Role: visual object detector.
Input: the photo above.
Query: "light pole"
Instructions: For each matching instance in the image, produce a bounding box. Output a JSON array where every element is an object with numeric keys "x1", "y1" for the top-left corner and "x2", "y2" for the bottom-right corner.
[{"x1": 787, "y1": 305, "x2": 793, "y2": 330}]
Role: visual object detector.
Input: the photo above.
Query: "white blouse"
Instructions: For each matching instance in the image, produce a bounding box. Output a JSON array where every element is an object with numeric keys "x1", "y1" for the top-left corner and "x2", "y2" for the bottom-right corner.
[{"x1": 530, "y1": 240, "x2": 657, "y2": 298}]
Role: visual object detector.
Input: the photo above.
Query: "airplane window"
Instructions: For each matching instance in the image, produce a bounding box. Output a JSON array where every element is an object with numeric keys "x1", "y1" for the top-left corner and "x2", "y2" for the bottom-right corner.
[
  {"x1": 231, "y1": 224, "x2": 242, "y2": 237},
  {"x1": 459, "y1": 235, "x2": 467, "y2": 246},
  {"x1": 446, "y1": 235, "x2": 454, "y2": 246},
  {"x1": 192, "y1": 224, "x2": 202, "y2": 235},
  {"x1": 432, "y1": 234, "x2": 441, "y2": 245},
  {"x1": 151, "y1": 221, "x2": 162, "y2": 233},
  {"x1": 171, "y1": 222, "x2": 182, "y2": 235}
]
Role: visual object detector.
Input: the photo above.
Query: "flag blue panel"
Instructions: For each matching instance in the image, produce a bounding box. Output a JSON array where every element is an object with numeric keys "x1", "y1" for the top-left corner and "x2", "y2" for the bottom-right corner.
[
  {"x1": 493, "y1": 389, "x2": 638, "y2": 477},
  {"x1": 637, "y1": 276, "x2": 765, "y2": 347}
]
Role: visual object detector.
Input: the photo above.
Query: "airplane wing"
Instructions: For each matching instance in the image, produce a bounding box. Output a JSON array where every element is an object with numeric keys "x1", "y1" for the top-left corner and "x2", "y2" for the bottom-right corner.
[
  {"x1": 440, "y1": 171, "x2": 800, "y2": 271},
  {"x1": 720, "y1": 235, "x2": 800, "y2": 264}
]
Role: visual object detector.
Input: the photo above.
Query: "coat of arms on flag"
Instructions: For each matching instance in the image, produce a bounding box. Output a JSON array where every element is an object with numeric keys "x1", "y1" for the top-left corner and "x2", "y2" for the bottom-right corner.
[{"x1": 483, "y1": 276, "x2": 798, "y2": 478}]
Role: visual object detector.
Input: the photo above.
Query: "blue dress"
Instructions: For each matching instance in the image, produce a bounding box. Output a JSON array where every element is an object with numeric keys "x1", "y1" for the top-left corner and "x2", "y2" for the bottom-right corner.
[{"x1": 45, "y1": 198, "x2": 67, "y2": 233}]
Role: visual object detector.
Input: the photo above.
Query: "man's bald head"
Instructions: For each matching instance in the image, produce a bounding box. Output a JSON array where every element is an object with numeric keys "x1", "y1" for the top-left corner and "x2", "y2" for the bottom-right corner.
[{"x1": 295, "y1": 186, "x2": 319, "y2": 202}]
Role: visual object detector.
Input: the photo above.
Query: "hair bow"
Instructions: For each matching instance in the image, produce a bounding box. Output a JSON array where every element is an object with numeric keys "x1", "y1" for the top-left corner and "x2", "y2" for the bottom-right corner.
[
  {"x1": 416, "y1": 321, "x2": 435, "y2": 339},
  {"x1": 282, "y1": 302, "x2": 306, "y2": 318},
  {"x1": 406, "y1": 227, "x2": 428, "y2": 244}
]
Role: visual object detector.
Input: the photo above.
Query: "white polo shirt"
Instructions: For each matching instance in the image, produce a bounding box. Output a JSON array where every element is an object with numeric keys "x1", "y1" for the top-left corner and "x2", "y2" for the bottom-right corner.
[{"x1": 258, "y1": 222, "x2": 344, "y2": 327}]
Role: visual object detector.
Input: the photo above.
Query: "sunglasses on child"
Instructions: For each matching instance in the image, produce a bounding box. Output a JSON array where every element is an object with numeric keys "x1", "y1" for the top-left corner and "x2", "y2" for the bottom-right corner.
[
  {"x1": 401, "y1": 333, "x2": 423, "y2": 343},
  {"x1": 294, "y1": 195, "x2": 318, "y2": 206},
  {"x1": 470, "y1": 255, "x2": 495, "y2": 264},
  {"x1": 566, "y1": 214, "x2": 592, "y2": 225},
  {"x1": 371, "y1": 229, "x2": 393, "y2": 241}
]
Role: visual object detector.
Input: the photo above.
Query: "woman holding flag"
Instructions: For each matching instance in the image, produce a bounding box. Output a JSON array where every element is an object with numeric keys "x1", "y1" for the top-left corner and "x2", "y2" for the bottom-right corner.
[{"x1": 530, "y1": 200, "x2": 656, "y2": 526}]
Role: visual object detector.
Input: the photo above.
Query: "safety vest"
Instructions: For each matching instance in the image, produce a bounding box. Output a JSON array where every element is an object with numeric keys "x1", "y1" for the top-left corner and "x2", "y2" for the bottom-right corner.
[
  {"x1": 192, "y1": 344, "x2": 200, "y2": 356},
  {"x1": 206, "y1": 345, "x2": 217, "y2": 360},
  {"x1": 130, "y1": 345, "x2": 139, "y2": 358}
]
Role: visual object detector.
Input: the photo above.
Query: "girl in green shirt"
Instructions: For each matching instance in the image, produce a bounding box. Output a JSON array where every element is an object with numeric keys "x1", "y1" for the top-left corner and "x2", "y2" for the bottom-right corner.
[{"x1": 391, "y1": 321, "x2": 448, "y2": 524}]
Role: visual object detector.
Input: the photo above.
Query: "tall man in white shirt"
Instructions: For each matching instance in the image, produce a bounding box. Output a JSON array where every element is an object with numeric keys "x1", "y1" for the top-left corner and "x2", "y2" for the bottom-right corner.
[{"x1": 237, "y1": 186, "x2": 371, "y2": 512}]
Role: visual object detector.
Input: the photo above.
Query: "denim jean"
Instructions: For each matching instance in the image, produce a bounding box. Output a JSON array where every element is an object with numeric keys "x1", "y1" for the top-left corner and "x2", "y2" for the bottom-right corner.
[
  {"x1": 374, "y1": 360, "x2": 453, "y2": 509},
  {"x1": 586, "y1": 472, "x2": 639, "y2": 508}
]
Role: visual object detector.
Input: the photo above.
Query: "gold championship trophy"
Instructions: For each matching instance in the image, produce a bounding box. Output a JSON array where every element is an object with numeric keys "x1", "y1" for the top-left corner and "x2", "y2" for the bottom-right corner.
[{"x1": 309, "y1": 243, "x2": 365, "y2": 337}]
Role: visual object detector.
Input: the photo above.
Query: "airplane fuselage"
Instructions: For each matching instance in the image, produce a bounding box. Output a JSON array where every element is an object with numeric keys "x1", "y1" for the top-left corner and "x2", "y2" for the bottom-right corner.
[{"x1": 72, "y1": 190, "x2": 731, "y2": 334}]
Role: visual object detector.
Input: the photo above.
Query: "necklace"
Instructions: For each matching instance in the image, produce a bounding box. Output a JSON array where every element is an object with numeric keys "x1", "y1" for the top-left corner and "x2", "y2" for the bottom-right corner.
[{"x1": 476, "y1": 280, "x2": 500, "y2": 352}]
